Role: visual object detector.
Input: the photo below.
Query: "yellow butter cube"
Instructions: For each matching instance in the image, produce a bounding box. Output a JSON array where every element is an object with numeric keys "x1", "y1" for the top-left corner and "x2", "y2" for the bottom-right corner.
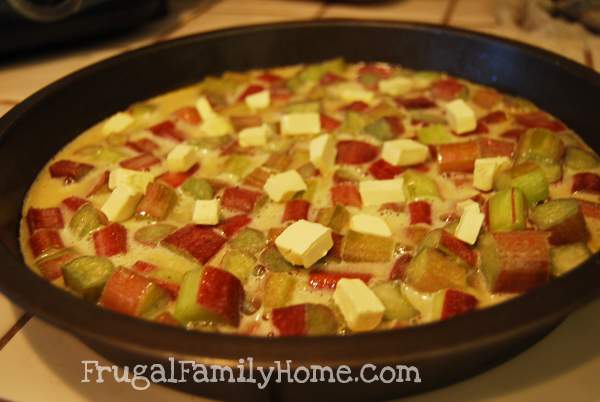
[
  {"x1": 101, "y1": 186, "x2": 142, "y2": 222},
  {"x1": 275, "y1": 220, "x2": 333, "y2": 268},
  {"x1": 359, "y1": 179, "x2": 405, "y2": 206},
  {"x1": 166, "y1": 144, "x2": 198, "y2": 172},
  {"x1": 333, "y1": 278, "x2": 384, "y2": 332},
  {"x1": 263, "y1": 170, "x2": 307, "y2": 202},
  {"x1": 381, "y1": 139, "x2": 429, "y2": 167}
]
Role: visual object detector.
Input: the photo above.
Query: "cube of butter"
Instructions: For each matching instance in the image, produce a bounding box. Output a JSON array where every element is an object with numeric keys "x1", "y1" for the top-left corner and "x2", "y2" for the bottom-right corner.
[
  {"x1": 359, "y1": 178, "x2": 405, "y2": 206},
  {"x1": 378, "y1": 76, "x2": 413, "y2": 96},
  {"x1": 195, "y1": 96, "x2": 215, "y2": 120},
  {"x1": 263, "y1": 170, "x2": 307, "y2": 202},
  {"x1": 281, "y1": 113, "x2": 321, "y2": 136},
  {"x1": 456, "y1": 199, "x2": 480, "y2": 215},
  {"x1": 245, "y1": 89, "x2": 270, "y2": 110},
  {"x1": 201, "y1": 114, "x2": 233, "y2": 137},
  {"x1": 108, "y1": 168, "x2": 154, "y2": 194},
  {"x1": 238, "y1": 124, "x2": 270, "y2": 148},
  {"x1": 166, "y1": 144, "x2": 198, "y2": 172},
  {"x1": 349, "y1": 214, "x2": 392, "y2": 237},
  {"x1": 454, "y1": 208, "x2": 485, "y2": 245},
  {"x1": 333, "y1": 278, "x2": 384, "y2": 332},
  {"x1": 192, "y1": 199, "x2": 220, "y2": 225},
  {"x1": 102, "y1": 112, "x2": 133, "y2": 135},
  {"x1": 275, "y1": 220, "x2": 333, "y2": 268},
  {"x1": 309, "y1": 134, "x2": 336, "y2": 172},
  {"x1": 329, "y1": 82, "x2": 374, "y2": 103},
  {"x1": 473, "y1": 157, "x2": 510, "y2": 192},
  {"x1": 445, "y1": 99, "x2": 476, "y2": 134},
  {"x1": 381, "y1": 139, "x2": 429, "y2": 167},
  {"x1": 101, "y1": 186, "x2": 142, "y2": 222}
]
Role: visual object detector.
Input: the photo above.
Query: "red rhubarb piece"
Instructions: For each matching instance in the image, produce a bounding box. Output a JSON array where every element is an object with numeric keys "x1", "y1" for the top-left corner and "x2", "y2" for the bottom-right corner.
[
  {"x1": 126, "y1": 138, "x2": 160, "y2": 154},
  {"x1": 440, "y1": 289, "x2": 479, "y2": 319},
  {"x1": 308, "y1": 271, "x2": 372, "y2": 290},
  {"x1": 341, "y1": 101, "x2": 370, "y2": 112},
  {"x1": 440, "y1": 230, "x2": 476, "y2": 266},
  {"x1": 472, "y1": 88, "x2": 502, "y2": 109},
  {"x1": 572, "y1": 172, "x2": 600, "y2": 194},
  {"x1": 49, "y1": 160, "x2": 93, "y2": 182},
  {"x1": 26, "y1": 207, "x2": 64, "y2": 233},
  {"x1": 219, "y1": 214, "x2": 252, "y2": 237},
  {"x1": 385, "y1": 116, "x2": 405, "y2": 136},
  {"x1": 197, "y1": 266, "x2": 244, "y2": 326},
  {"x1": 162, "y1": 225, "x2": 226, "y2": 264},
  {"x1": 479, "y1": 138, "x2": 515, "y2": 157},
  {"x1": 336, "y1": 140, "x2": 379, "y2": 164},
  {"x1": 231, "y1": 115, "x2": 262, "y2": 131},
  {"x1": 320, "y1": 72, "x2": 343, "y2": 85},
  {"x1": 464, "y1": 121, "x2": 489, "y2": 135},
  {"x1": 119, "y1": 153, "x2": 161, "y2": 171},
  {"x1": 258, "y1": 72, "x2": 283, "y2": 84},
  {"x1": 222, "y1": 187, "x2": 263, "y2": 213},
  {"x1": 320, "y1": 114, "x2": 341, "y2": 132},
  {"x1": 136, "y1": 181, "x2": 176, "y2": 220},
  {"x1": 437, "y1": 140, "x2": 480, "y2": 173},
  {"x1": 29, "y1": 230, "x2": 64, "y2": 258},
  {"x1": 331, "y1": 182, "x2": 362, "y2": 208},
  {"x1": 389, "y1": 254, "x2": 412, "y2": 280},
  {"x1": 149, "y1": 120, "x2": 185, "y2": 142},
  {"x1": 282, "y1": 199, "x2": 310, "y2": 222},
  {"x1": 408, "y1": 201, "x2": 432, "y2": 225},
  {"x1": 358, "y1": 64, "x2": 391, "y2": 78},
  {"x1": 397, "y1": 96, "x2": 436, "y2": 109},
  {"x1": 329, "y1": 232, "x2": 344, "y2": 260},
  {"x1": 100, "y1": 268, "x2": 165, "y2": 317},
  {"x1": 238, "y1": 84, "x2": 265, "y2": 102},
  {"x1": 272, "y1": 304, "x2": 306, "y2": 336},
  {"x1": 132, "y1": 260, "x2": 157, "y2": 274},
  {"x1": 368, "y1": 159, "x2": 404, "y2": 179},
  {"x1": 158, "y1": 163, "x2": 199, "y2": 188},
  {"x1": 479, "y1": 110, "x2": 507, "y2": 125},
  {"x1": 93, "y1": 223, "x2": 127, "y2": 257},
  {"x1": 173, "y1": 106, "x2": 201, "y2": 125},
  {"x1": 578, "y1": 200, "x2": 600, "y2": 219},
  {"x1": 431, "y1": 79, "x2": 465, "y2": 101},
  {"x1": 62, "y1": 196, "x2": 89, "y2": 212},
  {"x1": 86, "y1": 170, "x2": 110, "y2": 196},
  {"x1": 501, "y1": 128, "x2": 526, "y2": 141},
  {"x1": 270, "y1": 84, "x2": 293, "y2": 102},
  {"x1": 37, "y1": 250, "x2": 78, "y2": 281},
  {"x1": 514, "y1": 111, "x2": 566, "y2": 132}
]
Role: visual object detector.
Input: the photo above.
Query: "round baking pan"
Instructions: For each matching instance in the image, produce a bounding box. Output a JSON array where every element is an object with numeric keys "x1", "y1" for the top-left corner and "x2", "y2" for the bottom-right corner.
[{"x1": 0, "y1": 20, "x2": 599, "y2": 402}]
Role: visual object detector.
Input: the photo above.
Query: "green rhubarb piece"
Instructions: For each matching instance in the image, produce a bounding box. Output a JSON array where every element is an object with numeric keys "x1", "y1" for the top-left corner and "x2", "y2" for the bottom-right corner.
[
  {"x1": 565, "y1": 146, "x2": 600, "y2": 171},
  {"x1": 260, "y1": 246, "x2": 294, "y2": 272},
  {"x1": 63, "y1": 256, "x2": 115, "y2": 301},
  {"x1": 551, "y1": 243, "x2": 591, "y2": 276},
  {"x1": 299, "y1": 179, "x2": 318, "y2": 202},
  {"x1": 412, "y1": 71, "x2": 441, "y2": 87},
  {"x1": 189, "y1": 135, "x2": 233, "y2": 150},
  {"x1": 359, "y1": 72, "x2": 380, "y2": 88},
  {"x1": 129, "y1": 102, "x2": 157, "y2": 118},
  {"x1": 137, "y1": 284, "x2": 170, "y2": 318},
  {"x1": 316, "y1": 205, "x2": 350, "y2": 233},
  {"x1": 342, "y1": 111, "x2": 367, "y2": 134},
  {"x1": 403, "y1": 170, "x2": 440, "y2": 201},
  {"x1": 488, "y1": 188, "x2": 527, "y2": 232},
  {"x1": 417, "y1": 124, "x2": 454, "y2": 145},
  {"x1": 285, "y1": 101, "x2": 321, "y2": 114},
  {"x1": 405, "y1": 247, "x2": 467, "y2": 292},
  {"x1": 134, "y1": 223, "x2": 176, "y2": 247},
  {"x1": 96, "y1": 147, "x2": 125, "y2": 163},
  {"x1": 516, "y1": 128, "x2": 564, "y2": 164},
  {"x1": 230, "y1": 228, "x2": 266, "y2": 255},
  {"x1": 341, "y1": 230, "x2": 395, "y2": 262},
  {"x1": 173, "y1": 268, "x2": 205, "y2": 324},
  {"x1": 263, "y1": 272, "x2": 296, "y2": 309},
  {"x1": 334, "y1": 167, "x2": 362, "y2": 182},
  {"x1": 200, "y1": 75, "x2": 239, "y2": 96},
  {"x1": 371, "y1": 282, "x2": 418, "y2": 321},
  {"x1": 224, "y1": 154, "x2": 252, "y2": 178},
  {"x1": 222, "y1": 249, "x2": 256, "y2": 282},
  {"x1": 305, "y1": 304, "x2": 339, "y2": 335},
  {"x1": 494, "y1": 162, "x2": 549, "y2": 206},
  {"x1": 147, "y1": 266, "x2": 184, "y2": 287},
  {"x1": 365, "y1": 118, "x2": 395, "y2": 142},
  {"x1": 69, "y1": 203, "x2": 107, "y2": 239},
  {"x1": 181, "y1": 177, "x2": 214, "y2": 200},
  {"x1": 287, "y1": 58, "x2": 346, "y2": 91},
  {"x1": 530, "y1": 199, "x2": 581, "y2": 230}
]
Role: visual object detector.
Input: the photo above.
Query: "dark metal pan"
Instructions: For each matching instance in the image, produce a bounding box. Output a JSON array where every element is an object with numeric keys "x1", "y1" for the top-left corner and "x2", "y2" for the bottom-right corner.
[{"x1": 0, "y1": 20, "x2": 599, "y2": 402}]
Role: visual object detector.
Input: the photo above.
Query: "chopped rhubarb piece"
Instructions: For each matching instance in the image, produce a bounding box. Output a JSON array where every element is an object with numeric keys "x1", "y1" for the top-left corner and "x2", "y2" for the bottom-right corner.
[
  {"x1": 572, "y1": 172, "x2": 600, "y2": 194},
  {"x1": 439, "y1": 230, "x2": 477, "y2": 266},
  {"x1": 263, "y1": 272, "x2": 296, "y2": 309},
  {"x1": 132, "y1": 260, "x2": 157, "y2": 273},
  {"x1": 62, "y1": 196, "x2": 89, "y2": 212},
  {"x1": 100, "y1": 268, "x2": 168, "y2": 317},
  {"x1": 258, "y1": 72, "x2": 283, "y2": 83},
  {"x1": 272, "y1": 303, "x2": 338, "y2": 336},
  {"x1": 136, "y1": 181, "x2": 176, "y2": 220},
  {"x1": 578, "y1": 200, "x2": 600, "y2": 219},
  {"x1": 86, "y1": 170, "x2": 109, "y2": 196},
  {"x1": 119, "y1": 153, "x2": 161, "y2": 171},
  {"x1": 93, "y1": 223, "x2": 127, "y2": 257},
  {"x1": 134, "y1": 223, "x2": 176, "y2": 246},
  {"x1": 315, "y1": 205, "x2": 350, "y2": 233},
  {"x1": 219, "y1": 214, "x2": 252, "y2": 238},
  {"x1": 479, "y1": 110, "x2": 507, "y2": 125},
  {"x1": 432, "y1": 289, "x2": 478, "y2": 320},
  {"x1": 158, "y1": 163, "x2": 199, "y2": 188},
  {"x1": 36, "y1": 249, "x2": 79, "y2": 281},
  {"x1": 501, "y1": 128, "x2": 526, "y2": 141},
  {"x1": 408, "y1": 201, "x2": 432, "y2": 225},
  {"x1": 260, "y1": 245, "x2": 294, "y2": 272},
  {"x1": 531, "y1": 199, "x2": 589, "y2": 245},
  {"x1": 488, "y1": 188, "x2": 527, "y2": 232},
  {"x1": 26, "y1": 207, "x2": 64, "y2": 233},
  {"x1": 222, "y1": 248, "x2": 256, "y2": 282},
  {"x1": 308, "y1": 271, "x2": 372, "y2": 290},
  {"x1": 222, "y1": 187, "x2": 263, "y2": 213},
  {"x1": 342, "y1": 230, "x2": 394, "y2": 262},
  {"x1": 403, "y1": 171, "x2": 440, "y2": 201},
  {"x1": 162, "y1": 225, "x2": 226, "y2": 263},
  {"x1": 358, "y1": 64, "x2": 391, "y2": 78},
  {"x1": 69, "y1": 203, "x2": 108, "y2": 239},
  {"x1": 389, "y1": 254, "x2": 412, "y2": 280},
  {"x1": 341, "y1": 101, "x2": 370, "y2": 112},
  {"x1": 437, "y1": 140, "x2": 479, "y2": 173},
  {"x1": 320, "y1": 72, "x2": 343, "y2": 85},
  {"x1": 149, "y1": 120, "x2": 185, "y2": 142},
  {"x1": 565, "y1": 147, "x2": 600, "y2": 171},
  {"x1": 49, "y1": 160, "x2": 93, "y2": 182},
  {"x1": 62, "y1": 256, "x2": 115, "y2": 301},
  {"x1": 329, "y1": 232, "x2": 344, "y2": 259},
  {"x1": 331, "y1": 182, "x2": 362, "y2": 208},
  {"x1": 29, "y1": 230, "x2": 64, "y2": 258},
  {"x1": 397, "y1": 96, "x2": 436, "y2": 109},
  {"x1": 320, "y1": 113, "x2": 341, "y2": 132},
  {"x1": 264, "y1": 151, "x2": 292, "y2": 171},
  {"x1": 230, "y1": 228, "x2": 266, "y2": 255},
  {"x1": 385, "y1": 116, "x2": 405, "y2": 136},
  {"x1": 514, "y1": 111, "x2": 566, "y2": 132},
  {"x1": 494, "y1": 162, "x2": 548, "y2": 205},
  {"x1": 405, "y1": 247, "x2": 467, "y2": 292},
  {"x1": 479, "y1": 231, "x2": 550, "y2": 293},
  {"x1": 270, "y1": 84, "x2": 293, "y2": 102},
  {"x1": 372, "y1": 282, "x2": 418, "y2": 321},
  {"x1": 336, "y1": 140, "x2": 379, "y2": 165},
  {"x1": 155, "y1": 312, "x2": 180, "y2": 326},
  {"x1": 282, "y1": 199, "x2": 310, "y2": 222},
  {"x1": 472, "y1": 88, "x2": 501, "y2": 109},
  {"x1": 173, "y1": 106, "x2": 201, "y2": 125},
  {"x1": 479, "y1": 138, "x2": 514, "y2": 157},
  {"x1": 181, "y1": 177, "x2": 214, "y2": 200},
  {"x1": 131, "y1": 260, "x2": 183, "y2": 299},
  {"x1": 126, "y1": 138, "x2": 160, "y2": 154},
  {"x1": 368, "y1": 159, "x2": 404, "y2": 179},
  {"x1": 238, "y1": 84, "x2": 264, "y2": 101},
  {"x1": 465, "y1": 121, "x2": 489, "y2": 135},
  {"x1": 431, "y1": 79, "x2": 465, "y2": 101},
  {"x1": 231, "y1": 115, "x2": 262, "y2": 131}
]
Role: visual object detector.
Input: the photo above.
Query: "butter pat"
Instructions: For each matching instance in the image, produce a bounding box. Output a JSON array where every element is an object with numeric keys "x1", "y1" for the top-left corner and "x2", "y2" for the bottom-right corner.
[
  {"x1": 275, "y1": 220, "x2": 333, "y2": 268},
  {"x1": 309, "y1": 134, "x2": 336, "y2": 172},
  {"x1": 281, "y1": 113, "x2": 321, "y2": 136},
  {"x1": 263, "y1": 170, "x2": 307, "y2": 202},
  {"x1": 166, "y1": 144, "x2": 198, "y2": 172},
  {"x1": 101, "y1": 186, "x2": 142, "y2": 222},
  {"x1": 108, "y1": 168, "x2": 154, "y2": 194},
  {"x1": 445, "y1": 99, "x2": 476, "y2": 134},
  {"x1": 378, "y1": 76, "x2": 413, "y2": 96},
  {"x1": 102, "y1": 112, "x2": 133, "y2": 135},
  {"x1": 456, "y1": 199, "x2": 480, "y2": 215},
  {"x1": 245, "y1": 89, "x2": 270, "y2": 110},
  {"x1": 381, "y1": 139, "x2": 429, "y2": 166},
  {"x1": 238, "y1": 124, "x2": 270, "y2": 148},
  {"x1": 349, "y1": 214, "x2": 392, "y2": 237},
  {"x1": 333, "y1": 278, "x2": 384, "y2": 332},
  {"x1": 359, "y1": 179, "x2": 405, "y2": 206},
  {"x1": 192, "y1": 199, "x2": 220, "y2": 225},
  {"x1": 196, "y1": 96, "x2": 232, "y2": 137},
  {"x1": 473, "y1": 157, "x2": 510, "y2": 191},
  {"x1": 329, "y1": 82, "x2": 374, "y2": 103},
  {"x1": 454, "y1": 208, "x2": 485, "y2": 245},
  {"x1": 195, "y1": 96, "x2": 215, "y2": 120}
]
